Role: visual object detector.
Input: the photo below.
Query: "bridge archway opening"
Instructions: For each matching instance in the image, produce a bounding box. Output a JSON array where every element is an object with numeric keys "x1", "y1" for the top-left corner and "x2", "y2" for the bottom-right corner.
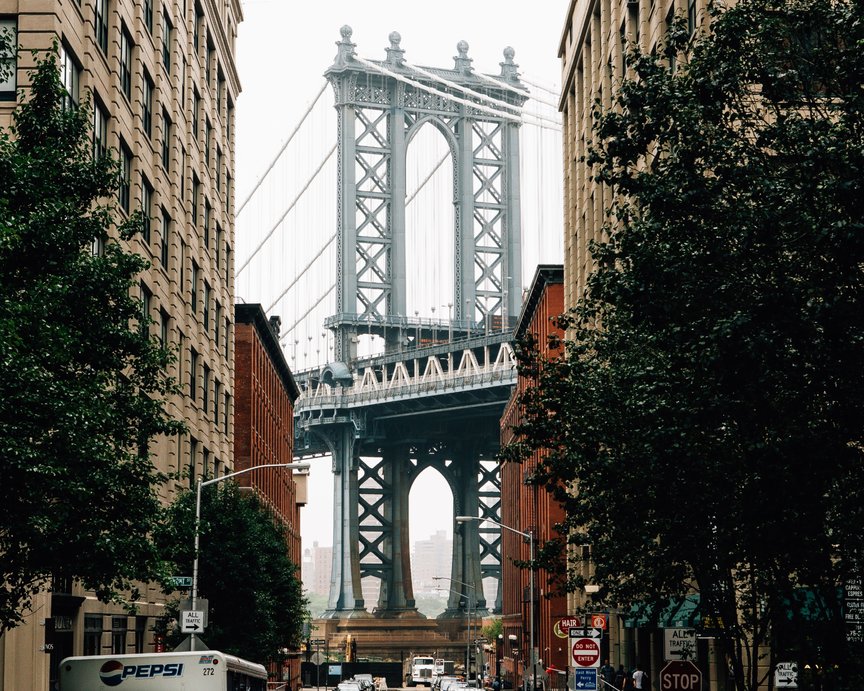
[
  {"x1": 405, "y1": 121, "x2": 454, "y2": 322},
  {"x1": 408, "y1": 464, "x2": 453, "y2": 616}
]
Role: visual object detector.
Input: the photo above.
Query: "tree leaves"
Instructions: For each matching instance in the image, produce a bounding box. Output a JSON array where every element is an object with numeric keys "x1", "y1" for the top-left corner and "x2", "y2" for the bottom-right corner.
[
  {"x1": 507, "y1": 0, "x2": 864, "y2": 685},
  {"x1": 0, "y1": 49, "x2": 183, "y2": 631}
]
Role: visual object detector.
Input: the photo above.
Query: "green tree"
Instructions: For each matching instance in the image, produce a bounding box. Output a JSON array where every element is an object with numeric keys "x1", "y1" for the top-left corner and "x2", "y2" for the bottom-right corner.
[
  {"x1": 157, "y1": 483, "x2": 306, "y2": 664},
  {"x1": 505, "y1": 0, "x2": 864, "y2": 688},
  {"x1": 0, "y1": 50, "x2": 183, "y2": 632}
]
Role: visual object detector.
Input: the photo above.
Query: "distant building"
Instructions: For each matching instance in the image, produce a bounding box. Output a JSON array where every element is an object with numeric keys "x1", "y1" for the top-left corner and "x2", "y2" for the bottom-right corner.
[
  {"x1": 0, "y1": 1, "x2": 240, "y2": 688},
  {"x1": 413, "y1": 530, "x2": 453, "y2": 593},
  {"x1": 303, "y1": 541, "x2": 334, "y2": 598}
]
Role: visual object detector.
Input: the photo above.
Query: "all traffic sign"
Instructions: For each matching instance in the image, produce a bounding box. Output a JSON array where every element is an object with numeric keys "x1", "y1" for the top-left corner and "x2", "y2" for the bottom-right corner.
[
  {"x1": 181, "y1": 610, "x2": 205, "y2": 633},
  {"x1": 660, "y1": 661, "x2": 701, "y2": 691}
]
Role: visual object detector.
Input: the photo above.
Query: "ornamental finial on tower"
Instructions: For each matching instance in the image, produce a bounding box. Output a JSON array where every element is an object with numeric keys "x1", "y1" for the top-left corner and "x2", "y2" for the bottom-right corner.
[
  {"x1": 334, "y1": 25, "x2": 356, "y2": 67},
  {"x1": 454, "y1": 40, "x2": 473, "y2": 74},
  {"x1": 500, "y1": 46, "x2": 520, "y2": 82},
  {"x1": 386, "y1": 31, "x2": 405, "y2": 66}
]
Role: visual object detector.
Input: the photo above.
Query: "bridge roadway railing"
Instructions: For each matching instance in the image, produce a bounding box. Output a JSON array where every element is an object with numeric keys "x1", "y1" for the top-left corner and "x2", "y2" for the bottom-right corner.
[{"x1": 294, "y1": 332, "x2": 518, "y2": 418}]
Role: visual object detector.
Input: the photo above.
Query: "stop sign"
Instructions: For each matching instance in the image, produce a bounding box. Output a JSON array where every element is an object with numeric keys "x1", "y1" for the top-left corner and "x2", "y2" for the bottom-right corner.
[
  {"x1": 571, "y1": 638, "x2": 600, "y2": 667},
  {"x1": 660, "y1": 661, "x2": 702, "y2": 691}
]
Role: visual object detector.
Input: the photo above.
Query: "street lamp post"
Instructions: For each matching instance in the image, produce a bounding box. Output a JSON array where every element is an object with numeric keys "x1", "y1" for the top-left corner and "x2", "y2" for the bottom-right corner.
[
  {"x1": 456, "y1": 516, "x2": 534, "y2": 691},
  {"x1": 433, "y1": 576, "x2": 475, "y2": 685},
  {"x1": 190, "y1": 461, "x2": 310, "y2": 650}
]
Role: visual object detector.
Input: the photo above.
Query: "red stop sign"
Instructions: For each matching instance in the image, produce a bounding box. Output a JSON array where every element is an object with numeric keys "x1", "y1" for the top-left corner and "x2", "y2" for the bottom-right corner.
[
  {"x1": 660, "y1": 661, "x2": 702, "y2": 691},
  {"x1": 571, "y1": 638, "x2": 600, "y2": 667}
]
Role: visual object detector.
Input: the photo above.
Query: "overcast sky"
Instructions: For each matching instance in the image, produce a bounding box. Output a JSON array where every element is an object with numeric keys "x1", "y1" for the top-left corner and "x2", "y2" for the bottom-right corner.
[{"x1": 234, "y1": 0, "x2": 569, "y2": 549}]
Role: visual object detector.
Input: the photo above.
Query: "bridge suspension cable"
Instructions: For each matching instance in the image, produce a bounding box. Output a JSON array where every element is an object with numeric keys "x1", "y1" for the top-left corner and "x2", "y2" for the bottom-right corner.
[
  {"x1": 279, "y1": 285, "x2": 335, "y2": 345},
  {"x1": 403, "y1": 61, "x2": 561, "y2": 129},
  {"x1": 236, "y1": 81, "x2": 329, "y2": 217},
  {"x1": 265, "y1": 233, "x2": 336, "y2": 313},
  {"x1": 472, "y1": 70, "x2": 560, "y2": 110},
  {"x1": 236, "y1": 142, "x2": 337, "y2": 276}
]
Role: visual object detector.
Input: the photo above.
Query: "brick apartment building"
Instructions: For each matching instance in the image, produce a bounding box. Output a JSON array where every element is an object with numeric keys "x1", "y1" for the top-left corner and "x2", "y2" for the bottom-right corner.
[
  {"x1": 234, "y1": 303, "x2": 306, "y2": 687},
  {"x1": 499, "y1": 265, "x2": 567, "y2": 691}
]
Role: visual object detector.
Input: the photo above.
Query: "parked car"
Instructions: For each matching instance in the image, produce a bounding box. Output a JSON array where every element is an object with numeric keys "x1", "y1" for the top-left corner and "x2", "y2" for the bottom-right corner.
[
  {"x1": 436, "y1": 675, "x2": 462, "y2": 691},
  {"x1": 354, "y1": 674, "x2": 375, "y2": 691}
]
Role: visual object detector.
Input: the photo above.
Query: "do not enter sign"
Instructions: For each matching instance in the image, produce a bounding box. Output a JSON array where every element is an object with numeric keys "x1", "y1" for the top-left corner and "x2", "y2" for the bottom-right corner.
[
  {"x1": 571, "y1": 638, "x2": 600, "y2": 668},
  {"x1": 661, "y1": 661, "x2": 702, "y2": 691}
]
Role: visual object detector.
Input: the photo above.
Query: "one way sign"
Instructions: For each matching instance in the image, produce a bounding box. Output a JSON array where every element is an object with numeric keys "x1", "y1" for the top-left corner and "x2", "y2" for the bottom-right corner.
[{"x1": 181, "y1": 610, "x2": 205, "y2": 633}]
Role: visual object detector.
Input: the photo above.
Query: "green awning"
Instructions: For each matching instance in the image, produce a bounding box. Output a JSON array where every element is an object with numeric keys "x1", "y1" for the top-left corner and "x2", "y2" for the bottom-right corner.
[{"x1": 624, "y1": 594, "x2": 701, "y2": 629}]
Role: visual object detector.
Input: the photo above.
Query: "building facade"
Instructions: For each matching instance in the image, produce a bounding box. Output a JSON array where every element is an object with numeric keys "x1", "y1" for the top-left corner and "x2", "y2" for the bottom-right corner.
[
  {"x1": 234, "y1": 303, "x2": 306, "y2": 686},
  {"x1": 499, "y1": 266, "x2": 568, "y2": 691},
  {"x1": 0, "y1": 0, "x2": 240, "y2": 687}
]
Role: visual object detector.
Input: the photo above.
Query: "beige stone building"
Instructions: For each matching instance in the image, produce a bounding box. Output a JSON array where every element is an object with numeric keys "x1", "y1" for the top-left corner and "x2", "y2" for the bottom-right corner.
[
  {"x1": 0, "y1": 0, "x2": 240, "y2": 687},
  {"x1": 557, "y1": 0, "x2": 732, "y2": 685}
]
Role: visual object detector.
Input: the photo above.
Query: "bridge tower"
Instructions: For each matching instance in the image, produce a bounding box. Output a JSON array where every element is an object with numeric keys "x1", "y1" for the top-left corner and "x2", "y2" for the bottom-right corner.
[{"x1": 301, "y1": 27, "x2": 527, "y2": 636}]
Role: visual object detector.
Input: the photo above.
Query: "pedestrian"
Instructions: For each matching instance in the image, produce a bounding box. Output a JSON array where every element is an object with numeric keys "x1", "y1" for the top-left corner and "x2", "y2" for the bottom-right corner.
[
  {"x1": 614, "y1": 666, "x2": 627, "y2": 691},
  {"x1": 599, "y1": 660, "x2": 615, "y2": 689},
  {"x1": 632, "y1": 664, "x2": 647, "y2": 691}
]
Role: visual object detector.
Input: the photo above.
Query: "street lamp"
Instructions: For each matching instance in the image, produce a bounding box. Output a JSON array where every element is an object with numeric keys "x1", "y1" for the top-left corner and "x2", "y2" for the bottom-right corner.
[
  {"x1": 456, "y1": 516, "x2": 534, "y2": 691},
  {"x1": 433, "y1": 576, "x2": 475, "y2": 685},
  {"x1": 190, "y1": 461, "x2": 310, "y2": 650}
]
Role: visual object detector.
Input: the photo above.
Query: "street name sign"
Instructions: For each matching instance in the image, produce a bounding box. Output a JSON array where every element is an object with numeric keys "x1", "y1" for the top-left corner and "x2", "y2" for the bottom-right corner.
[
  {"x1": 181, "y1": 610, "x2": 205, "y2": 633},
  {"x1": 169, "y1": 576, "x2": 193, "y2": 588},
  {"x1": 574, "y1": 668, "x2": 598, "y2": 690},
  {"x1": 660, "y1": 661, "x2": 701, "y2": 691}
]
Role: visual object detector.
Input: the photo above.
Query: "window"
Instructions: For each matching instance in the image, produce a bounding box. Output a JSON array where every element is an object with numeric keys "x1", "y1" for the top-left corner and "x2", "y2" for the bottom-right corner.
[
  {"x1": 160, "y1": 308, "x2": 169, "y2": 346},
  {"x1": 688, "y1": 0, "x2": 697, "y2": 35},
  {"x1": 84, "y1": 615, "x2": 103, "y2": 656},
  {"x1": 59, "y1": 42, "x2": 80, "y2": 109},
  {"x1": 112, "y1": 616, "x2": 127, "y2": 655},
  {"x1": 204, "y1": 118, "x2": 211, "y2": 166},
  {"x1": 227, "y1": 99, "x2": 234, "y2": 140},
  {"x1": 215, "y1": 302, "x2": 221, "y2": 344},
  {"x1": 0, "y1": 18, "x2": 16, "y2": 100},
  {"x1": 143, "y1": 0, "x2": 153, "y2": 34},
  {"x1": 215, "y1": 147, "x2": 222, "y2": 191},
  {"x1": 224, "y1": 316, "x2": 230, "y2": 359},
  {"x1": 203, "y1": 281, "x2": 210, "y2": 329},
  {"x1": 192, "y1": 89, "x2": 200, "y2": 137},
  {"x1": 160, "y1": 208, "x2": 170, "y2": 267},
  {"x1": 161, "y1": 111, "x2": 172, "y2": 169},
  {"x1": 203, "y1": 199, "x2": 211, "y2": 248},
  {"x1": 214, "y1": 380, "x2": 220, "y2": 423},
  {"x1": 120, "y1": 27, "x2": 132, "y2": 99},
  {"x1": 190, "y1": 261, "x2": 199, "y2": 314},
  {"x1": 161, "y1": 10, "x2": 172, "y2": 72},
  {"x1": 191, "y1": 175, "x2": 199, "y2": 226},
  {"x1": 224, "y1": 393, "x2": 230, "y2": 434},
  {"x1": 189, "y1": 437, "x2": 198, "y2": 487},
  {"x1": 95, "y1": 0, "x2": 108, "y2": 54},
  {"x1": 140, "y1": 283, "x2": 151, "y2": 335},
  {"x1": 179, "y1": 146, "x2": 186, "y2": 198},
  {"x1": 119, "y1": 141, "x2": 132, "y2": 212},
  {"x1": 215, "y1": 224, "x2": 223, "y2": 270},
  {"x1": 217, "y1": 68, "x2": 225, "y2": 109},
  {"x1": 202, "y1": 364, "x2": 210, "y2": 414},
  {"x1": 93, "y1": 99, "x2": 108, "y2": 161},
  {"x1": 142, "y1": 71, "x2": 153, "y2": 137},
  {"x1": 189, "y1": 348, "x2": 198, "y2": 400},
  {"x1": 179, "y1": 240, "x2": 186, "y2": 290},
  {"x1": 203, "y1": 448, "x2": 210, "y2": 478},
  {"x1": 194, "y1": 5, "x2": 203, "y2": 57},
  {"x1": 134, "y1": 617, "x2": 147, "y2": 654},
  {"x1": 141, "y1": 175, "x2": 153, "y2": 243}
]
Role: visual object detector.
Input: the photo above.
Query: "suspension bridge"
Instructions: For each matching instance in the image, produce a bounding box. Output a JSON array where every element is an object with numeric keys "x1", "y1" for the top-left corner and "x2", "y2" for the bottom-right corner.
[{"x1": 235, "y1": 26, "x2": 562, "y2": 657}]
